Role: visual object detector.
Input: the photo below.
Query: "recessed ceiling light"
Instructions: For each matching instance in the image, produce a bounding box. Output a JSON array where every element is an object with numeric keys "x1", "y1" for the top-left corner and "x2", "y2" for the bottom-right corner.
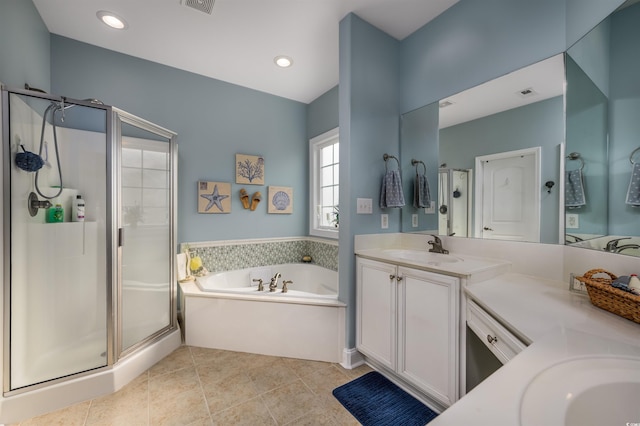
[
  {"x1": 97, "y1": 11, "x2": 128, "y2": 30},
  {"x1": 274, "y1": 56, "x2": 293, "y2": 68}
]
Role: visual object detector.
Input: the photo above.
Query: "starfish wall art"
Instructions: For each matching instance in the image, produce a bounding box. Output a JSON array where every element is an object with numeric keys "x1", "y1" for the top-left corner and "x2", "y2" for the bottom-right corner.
[{"x1": 198, "y1": 181, "x2": 231, "y2": 213}]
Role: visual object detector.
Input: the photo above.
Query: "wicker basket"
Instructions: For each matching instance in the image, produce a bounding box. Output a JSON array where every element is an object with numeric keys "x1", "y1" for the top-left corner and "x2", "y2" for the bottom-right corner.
[{"x1": 576, "y1": 269, "x2": 640, "y2": 324}]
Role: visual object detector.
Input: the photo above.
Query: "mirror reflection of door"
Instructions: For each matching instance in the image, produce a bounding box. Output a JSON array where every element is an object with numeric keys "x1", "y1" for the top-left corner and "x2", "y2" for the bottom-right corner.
[{"x1": 475, "y1": 147, "x2": 541, "y2": 242}]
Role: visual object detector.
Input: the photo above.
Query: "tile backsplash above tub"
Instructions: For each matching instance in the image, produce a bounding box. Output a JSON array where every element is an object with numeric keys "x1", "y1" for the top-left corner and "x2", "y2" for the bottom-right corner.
[{"x1": 181, "y1": 237, "x2": 338, "y2": 273}]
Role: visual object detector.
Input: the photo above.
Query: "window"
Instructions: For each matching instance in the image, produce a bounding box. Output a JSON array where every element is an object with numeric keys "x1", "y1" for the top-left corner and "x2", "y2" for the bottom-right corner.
[
  {"x1": 310, "y1": 128, "x2": 339, "y2": 239},
  {"x1": 121, "y1": 138, "x2": 170, "y2": 226}
]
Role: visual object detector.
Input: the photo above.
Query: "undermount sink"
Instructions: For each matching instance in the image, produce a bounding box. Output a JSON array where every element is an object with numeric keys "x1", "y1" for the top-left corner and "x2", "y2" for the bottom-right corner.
[
  {"x1": 382, "y1": 249, "x2": 462, "y2": 264},
  {"x1": 519, "y1": 356, "x2": 640, "y2": 426}
]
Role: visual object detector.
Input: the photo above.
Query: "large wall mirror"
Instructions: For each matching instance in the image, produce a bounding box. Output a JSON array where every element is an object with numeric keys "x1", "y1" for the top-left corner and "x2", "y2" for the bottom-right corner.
[
  {"x1": 400, "y1": 54, "x2": 564, "y2": 244},
  {"x1": 564, "y1": 0, "x2": 640, "y2": 257},
  {"x1": 400, "y1": 0, "x2": 640, "y2": 257}
]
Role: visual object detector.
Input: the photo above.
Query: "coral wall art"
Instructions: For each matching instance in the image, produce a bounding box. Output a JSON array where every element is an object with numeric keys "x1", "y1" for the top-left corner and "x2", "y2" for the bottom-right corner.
[
  {"x1": 268, "y1": 186, "x2": 293, "y2": 214},
  {"x1": 236, "y1": 154, "x2": 265, "y2": 185},
  {"x1": 198, "y1": 181, "x2": 231, "y2": 213}
]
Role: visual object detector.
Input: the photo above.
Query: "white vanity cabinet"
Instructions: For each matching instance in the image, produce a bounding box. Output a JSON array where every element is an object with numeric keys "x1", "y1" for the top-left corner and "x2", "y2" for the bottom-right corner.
[{"x1": 356, "y1": 256, "x2": 460, "y2": 408}]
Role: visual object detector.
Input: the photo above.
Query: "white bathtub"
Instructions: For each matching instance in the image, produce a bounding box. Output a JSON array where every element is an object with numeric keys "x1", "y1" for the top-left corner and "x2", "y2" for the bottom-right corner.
[
  {"x1": 195, "y1": 263, "x2": 337, "y2": 300},
  {"x1": 181, "y1": 263, "x2": 346, "y2": 362}
]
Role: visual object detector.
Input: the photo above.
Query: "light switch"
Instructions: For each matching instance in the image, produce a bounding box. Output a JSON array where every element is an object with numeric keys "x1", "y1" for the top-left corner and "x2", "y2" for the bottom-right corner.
[
  {"x1": 381, "y1": 214, "x2": 389, "y2": 229},
  {"x1": 412, "y1": 214, "x2": 418, "y2": 227},
  {"x1": 357, "y1": 198, "x2": 373, "y2": 214},
  {"x1": 424, "y1": 201, "x2": 436, "y2": 214},
  {"x1": 566, "y1": 213, "x2": 579, "y2": 229}
]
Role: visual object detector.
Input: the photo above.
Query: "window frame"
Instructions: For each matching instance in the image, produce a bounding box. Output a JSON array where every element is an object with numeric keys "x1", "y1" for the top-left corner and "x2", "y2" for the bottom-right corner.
[{"x1": 309, "y1": 127, "x2": 339, "y2": 239}]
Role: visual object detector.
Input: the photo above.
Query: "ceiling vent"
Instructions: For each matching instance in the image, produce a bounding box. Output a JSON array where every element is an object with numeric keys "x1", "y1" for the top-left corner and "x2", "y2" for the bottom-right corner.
[
  {"x1": 439, "y1": 100, "x2": 454, "y2": 108},
  {"x1": 517, "y1": 87, "x2": 538, "y2": 98},
  {"x1": 182, "y1": 0, "x2": 215, "y2": 15}
]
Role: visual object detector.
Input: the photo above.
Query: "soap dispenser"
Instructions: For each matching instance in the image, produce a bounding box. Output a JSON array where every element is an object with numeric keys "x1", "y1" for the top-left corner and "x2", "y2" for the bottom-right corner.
[{"x1": 72, "y1": 195, "x2": 85, "y2": 222}]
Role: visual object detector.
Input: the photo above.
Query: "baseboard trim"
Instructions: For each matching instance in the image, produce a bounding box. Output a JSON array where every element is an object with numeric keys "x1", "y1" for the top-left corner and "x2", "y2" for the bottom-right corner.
[{"x1": 340, "y1": 348, "x2": 365, "y2": 369}]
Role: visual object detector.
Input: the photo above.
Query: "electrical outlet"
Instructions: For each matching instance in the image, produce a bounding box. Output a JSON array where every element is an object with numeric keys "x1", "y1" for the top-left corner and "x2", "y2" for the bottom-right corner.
[
  {"x1": 381, "y1": 214, "x2": 389, "y2": 229},
  {"x1": 566, "y1": 213, "x2": 579, "y2": 229},
  {"x1": 356, "y1": 198, "x2": 373, "y2": 214},
  {"x1": 412, "y1": 214, "x2": 418, "y2": 227}
]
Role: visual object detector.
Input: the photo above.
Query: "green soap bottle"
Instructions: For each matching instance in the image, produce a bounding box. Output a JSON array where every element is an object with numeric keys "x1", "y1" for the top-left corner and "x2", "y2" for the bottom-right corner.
[{"x1": 46, "y1": 204, "x2": 64, "y2": 223}]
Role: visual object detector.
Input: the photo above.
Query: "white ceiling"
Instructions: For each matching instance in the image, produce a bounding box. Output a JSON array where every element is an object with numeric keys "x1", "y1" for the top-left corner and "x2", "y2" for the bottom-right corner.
[
  {"x1": 439, "y1": 54, "x2": 565, "y2": 129},
  {"x1": 33, "y1": 0, "x2": 459, "y2": 104}
]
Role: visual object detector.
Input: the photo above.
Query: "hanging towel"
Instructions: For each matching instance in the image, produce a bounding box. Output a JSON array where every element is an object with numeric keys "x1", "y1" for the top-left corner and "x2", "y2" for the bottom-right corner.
[
  {"x1": 565, "y1": 169, "x2": 586, "y2": 208},
  {"x1": 626, "y1": 162, "x2": 640, "y2": 207},
  {"x1": 380, "y1": 170, "x2": 405, "y2": 208},
  {"x1": 413, "y1": 172, "x2": 431, "y2": 208}
]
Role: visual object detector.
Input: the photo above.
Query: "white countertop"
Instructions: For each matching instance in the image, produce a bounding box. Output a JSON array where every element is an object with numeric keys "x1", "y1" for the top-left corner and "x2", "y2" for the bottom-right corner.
[
  {"x1": 430, "y1": 272, "x2": 640, "y2": 425},
  {"x1": 355, "y1": 248, "x2": 511, "y2": 282}
]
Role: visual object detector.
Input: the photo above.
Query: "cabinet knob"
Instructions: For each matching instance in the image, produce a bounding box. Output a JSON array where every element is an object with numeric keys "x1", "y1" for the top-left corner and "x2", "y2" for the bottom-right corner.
[
  {"x1": 487, "y1": 334, "x2": 498, "y2": 344},
  {"x1": 396, "y1": 275, "x2": 403, "y2": 282},
  {"x1": 390, "y1": 274, "x2": 396, "y2": 281},
  {"x1": 483, "y1": 226, "x2": 494, "y2": 231}
]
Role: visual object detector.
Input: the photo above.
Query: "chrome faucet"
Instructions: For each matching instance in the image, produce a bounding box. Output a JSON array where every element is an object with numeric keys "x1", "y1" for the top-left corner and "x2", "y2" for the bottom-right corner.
[
  {"x1": 428, "y1": 235, "x2": 449, "y2": 254},
  {"x1": 252, "y1": 278, "x2": 264, "y2": 291},
  {"x1": 269, "y1": 272, "x2": 281, "y2": 292},
  {"x1": 604, "y1": 237, "x2": 631, "y2": 253},
  {"x1": 615, "y1": 244, "x2": 640, "y2": 253}
]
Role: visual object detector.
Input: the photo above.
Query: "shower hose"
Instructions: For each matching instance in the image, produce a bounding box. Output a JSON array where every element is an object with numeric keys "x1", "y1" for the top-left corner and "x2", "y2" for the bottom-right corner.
[{"x1": 35, "y1": 103, "x2": 64, "y2": 199}]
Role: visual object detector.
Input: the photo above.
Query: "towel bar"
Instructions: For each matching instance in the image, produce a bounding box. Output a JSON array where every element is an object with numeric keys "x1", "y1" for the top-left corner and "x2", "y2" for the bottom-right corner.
[
  {"x1": 383, "y1": 153, "x2": 400, "y2": 169},
  {"x1": 411, "y1": 159, "x2": 426, "y2": 174},
  {"x1": 630, "y1": 147, "x2": 640, "y2": 164},
  {"x1": 566, "y1": 152, "x2": 585, "y2": 170}
]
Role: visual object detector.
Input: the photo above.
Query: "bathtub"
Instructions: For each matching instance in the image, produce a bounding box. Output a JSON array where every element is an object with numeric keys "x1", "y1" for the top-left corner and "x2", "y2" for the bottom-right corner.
[
  {"x1": 180, "y1": 263, "x2": 346, "y2": 363},
  {"x1": 195, "y1": 263, "x2": 337, "y2": 300}
]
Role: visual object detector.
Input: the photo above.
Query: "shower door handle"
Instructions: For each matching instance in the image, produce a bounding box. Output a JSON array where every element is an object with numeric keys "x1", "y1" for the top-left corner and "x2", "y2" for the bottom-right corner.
[{"x1": 118, "y1": 228, "x2": 125, "y2": 247}]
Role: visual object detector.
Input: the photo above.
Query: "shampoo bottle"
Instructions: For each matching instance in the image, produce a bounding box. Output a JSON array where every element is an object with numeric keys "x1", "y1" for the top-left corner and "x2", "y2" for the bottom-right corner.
[{"x1": 72, "y1": 195, "x2": 85, "y2": 222}]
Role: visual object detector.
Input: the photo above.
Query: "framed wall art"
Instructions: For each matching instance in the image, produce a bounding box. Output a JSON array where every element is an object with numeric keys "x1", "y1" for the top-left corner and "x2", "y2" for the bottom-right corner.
[
  {"x1": 236, "y1": 154, "x2": 265, "y2": 185},
  {"x1": 198, "y1": 181, "x2": 231, "y2": 213},
  {"x1": 268, "y1": 186, "x2": 293, "y2": 214}
]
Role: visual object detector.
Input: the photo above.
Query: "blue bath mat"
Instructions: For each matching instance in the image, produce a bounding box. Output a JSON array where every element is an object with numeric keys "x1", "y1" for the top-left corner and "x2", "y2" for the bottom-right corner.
[{"x1": 332, "y1": 371, "x2": 438, "y2": 426}]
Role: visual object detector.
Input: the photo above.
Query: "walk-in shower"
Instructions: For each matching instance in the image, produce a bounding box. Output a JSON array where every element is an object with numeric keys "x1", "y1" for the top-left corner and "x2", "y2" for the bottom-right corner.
[
  {"x1": 438, "y1": 168, "x2": 472, "y2": 237},
  {"x1": 1, "y1": 88, "x2": 180, "y2": 422}
]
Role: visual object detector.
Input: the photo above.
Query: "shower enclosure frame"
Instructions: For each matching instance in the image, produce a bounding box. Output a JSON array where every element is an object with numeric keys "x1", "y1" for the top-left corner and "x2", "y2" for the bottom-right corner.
[{"x1": 1, "y1": 87, "x2": 178, "y2": 396}]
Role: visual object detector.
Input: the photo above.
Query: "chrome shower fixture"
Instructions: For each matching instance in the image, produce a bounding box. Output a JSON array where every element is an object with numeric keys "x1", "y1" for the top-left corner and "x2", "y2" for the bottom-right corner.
[{"x1": 27, "y1": 192, "x2": 52, "y2": 217}]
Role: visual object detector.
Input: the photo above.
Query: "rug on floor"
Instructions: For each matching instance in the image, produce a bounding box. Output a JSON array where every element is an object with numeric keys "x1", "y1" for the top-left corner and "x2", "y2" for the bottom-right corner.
[{"x1": 332, "y1": 371, "x2": 438, "y2": 426}]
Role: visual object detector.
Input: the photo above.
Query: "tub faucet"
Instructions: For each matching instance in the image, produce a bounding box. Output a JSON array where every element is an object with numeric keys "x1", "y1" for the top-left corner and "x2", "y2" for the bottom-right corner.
[
  {"x1": 252, "y1": 278, "x2": 264, "y2": 291},
  {"x1": 428, "y1": 235, "x2": 449, "y2": 254},
  {"x1": 282, "y1": 280, "x2": 292, "y2": 293},
  {"x1": 269, "y1": 273, "x2": 281, "y2": 292}
]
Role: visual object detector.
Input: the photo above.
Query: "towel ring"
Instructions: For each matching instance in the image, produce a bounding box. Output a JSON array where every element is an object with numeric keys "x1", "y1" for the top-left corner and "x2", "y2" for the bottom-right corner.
[
  {"x1": 630, "y1": 147, "x2": 640, "y2": 165},
  {"x1": 383, "y1": 153, "x2": 400, "y2": 171},
  {"x1": 411, "y1": 159, "x2": 426, "y2": 174},
  {"x1": 566, "y1": 152, "x2": 585, "y2": 171}
]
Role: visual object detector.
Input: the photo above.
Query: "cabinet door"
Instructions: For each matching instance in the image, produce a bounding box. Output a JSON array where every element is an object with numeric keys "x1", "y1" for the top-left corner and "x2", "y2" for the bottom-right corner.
[
  {"x1": 397, "y1": 267, "x2": 459, "y2": 407},
  {"x1": 356, "y1": 258, "x2": 397, "y2": 370}
]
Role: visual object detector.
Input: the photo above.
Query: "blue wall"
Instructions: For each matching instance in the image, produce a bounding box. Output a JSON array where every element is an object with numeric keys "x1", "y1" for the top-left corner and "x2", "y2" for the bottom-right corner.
[
  {"x1": 307, "y1": 85, "x2": 338, "y2": 139},
  {"x1": 339, "y1": 14, "x2": 400, "y2": 348},
  {"x1": 0, "y1": 0, "x2": 50, "y2": 91},
  {"x1": 49, "y1": 36, "x2": 307, "y2": 244}
]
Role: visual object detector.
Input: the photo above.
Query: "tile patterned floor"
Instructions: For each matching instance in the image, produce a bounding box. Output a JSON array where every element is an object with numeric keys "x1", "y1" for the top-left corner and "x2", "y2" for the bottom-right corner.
[{"x1": 12, "y1": 346, "x2": 373, "y2": 425}]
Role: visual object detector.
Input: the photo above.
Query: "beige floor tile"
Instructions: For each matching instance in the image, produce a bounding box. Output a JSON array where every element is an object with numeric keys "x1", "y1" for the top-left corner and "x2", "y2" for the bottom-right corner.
[
  {"x1": 188, "y1": 346, "x2": 223, "y2": 366},
  {"x1": 284, "y1": 405, "x2": 339, "y2": 426},
  {"x1": 314, "y1": 394, "x2": 360, "y2": 426},
  {"x1": 149, "y1": 387, "x2": 210, "y2": 426},
  {"x1": 210, "y1": 397, "x2": 275, "y2": 426},
  {"x1": 260, "y1": 380, "x2": 317, "y2": 425},
  {"x1": 148, "y1": 346, "x2": 194, "y2": 378},
  {"x1": 299, "y1": 364, "x2": 352, "y2": 395},
  {"x1": 20, "y1": 401, "x2": 91, "y2": 426},
  {"x1": 246, "y1": 361, "x2": 299, "y2": 394},
  {"x1": 201, "y1": 370, "x2": 258, "y2": 414},
  {"x1": 281, "y1": 357, "x2": 331, "y2": 379},
  {"x1": 149, "y1": 366, "x2": 200, "y2": 404}
]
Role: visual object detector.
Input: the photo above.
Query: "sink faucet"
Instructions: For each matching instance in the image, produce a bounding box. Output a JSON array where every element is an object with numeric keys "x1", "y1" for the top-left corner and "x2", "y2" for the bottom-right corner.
[
  {"x1": 604, "y1": 237, "x2": 631, "y2": 253},
  {"x1": 269, "y1": 272, "x2": 281, "y2": 292},
  {"x1": 615, "y1": 244, "x2": 640, "y2": 253},
  {"x1": 428, "y1": 235, "x2": 449, "y2": 254}
]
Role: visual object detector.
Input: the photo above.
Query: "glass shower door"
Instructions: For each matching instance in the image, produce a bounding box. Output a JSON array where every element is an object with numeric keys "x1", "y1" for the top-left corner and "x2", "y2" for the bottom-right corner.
[
  {"x1": 5, "y1": 92, "x2": 110, "y2": 390},
  {"x1": 117, "y1": 112, "x2": 176, "y2": 353}
]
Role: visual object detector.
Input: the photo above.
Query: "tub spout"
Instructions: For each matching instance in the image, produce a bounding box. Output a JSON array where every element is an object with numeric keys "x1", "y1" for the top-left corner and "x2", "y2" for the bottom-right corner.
[
  {"x1": 252, "y1": 278, "x2": 264, "y2": 291},
  {"x1": 282, "y1": 280, "x2": 293, "y2": 293},
  {"x1": 269, "y1": 273, "x2": 281, "y2": 292}
]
